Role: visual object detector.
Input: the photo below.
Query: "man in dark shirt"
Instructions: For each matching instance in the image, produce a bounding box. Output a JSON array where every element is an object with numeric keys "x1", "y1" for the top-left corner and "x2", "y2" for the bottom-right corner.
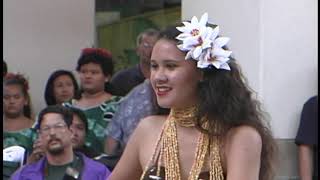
[
  {"x1": 295, "y1": 95, "x2": 318, "y2": 180},
  {"x1": 110, "y1": 28, "x2": 160, "y2": 96}
]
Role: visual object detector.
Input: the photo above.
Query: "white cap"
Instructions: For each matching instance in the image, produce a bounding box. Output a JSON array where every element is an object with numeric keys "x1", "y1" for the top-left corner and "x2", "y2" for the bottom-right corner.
[{"x1": 3, "y1": 146, "x2": 26, "y2": 163}]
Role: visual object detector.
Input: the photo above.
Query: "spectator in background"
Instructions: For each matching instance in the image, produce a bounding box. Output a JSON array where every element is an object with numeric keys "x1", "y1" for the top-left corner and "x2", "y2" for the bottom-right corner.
[
  {"x1": 3, "y1": 73, "x2": 37, "y2": 153},
  {"x1": 3, "y1": 60, "x2": 8, "y2": 77},
  {"x1": 105, "y1": 29, "x2": 162, "y2": 156},
  {"x1": 12, "y1": 105, "x2": 110, "y2": 180},
  {"x1": 28, "y1": 106, "x2": 96, "y2": 163},
  {"x1": 295, "y1": 95, "x2": 318, "y2": 180},
  {"x1": 63, "y1": 48, "x2": 121, "y2": 154},
  {"x1": 105, "y1": 81, "x2": 169, "y2": 156},
  {"x1": 69, "y1": 107, "x2": 119, "y2": 170},
  {"x1": 69, "y1": 107, "x2": 98, "y2": 157},
  {"x1": 3, "y1": 73, "x2": 37, "y2": 179},
  {"x1": 105, "y1": 80, "x2": 158, "y2": 155},
  {"x1": 110, "y1": 28, "x2": 160, "y2": 96},
  {"x1": 28, "y1": 106, "x2": 119, "y2": 170},
  {"x1": 44, "y1": 69, "x2": 80, "y2": 106}
]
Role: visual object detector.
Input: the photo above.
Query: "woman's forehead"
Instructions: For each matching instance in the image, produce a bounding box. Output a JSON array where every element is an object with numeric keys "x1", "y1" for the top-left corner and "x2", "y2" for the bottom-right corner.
[
  {"x1": 3, "y1": 84, "x2": 23, "y2": 93},
  {"x1": 155, "y1": 38, "x2": 177, "y2": 48},
  {"x1": 152, "y1": 39, "x2": 184, "y2": 61}
]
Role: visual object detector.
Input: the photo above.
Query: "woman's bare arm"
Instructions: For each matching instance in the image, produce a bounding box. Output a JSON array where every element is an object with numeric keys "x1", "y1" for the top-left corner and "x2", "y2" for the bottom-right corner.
[{"x1": 224, "y1": 125, "x2": 262, "y2": 180}]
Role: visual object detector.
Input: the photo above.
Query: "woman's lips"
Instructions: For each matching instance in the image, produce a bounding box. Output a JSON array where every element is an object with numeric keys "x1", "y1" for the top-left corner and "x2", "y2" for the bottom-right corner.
[
  {"x1": 156, "y1": 86, "x2": 172, "y2": 96},
  {"x1": 60, "y1": 94, "x2": 71, "y2": 99}
]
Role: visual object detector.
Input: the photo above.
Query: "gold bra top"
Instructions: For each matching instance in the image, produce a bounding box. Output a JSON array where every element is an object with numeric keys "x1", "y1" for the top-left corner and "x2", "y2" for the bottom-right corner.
[
  {"x1": 140, "y1": 107, "x2": 224, "y2": 180},
  {"x1": 143, "y1": 165, "x2": 210, "y2": 180}
]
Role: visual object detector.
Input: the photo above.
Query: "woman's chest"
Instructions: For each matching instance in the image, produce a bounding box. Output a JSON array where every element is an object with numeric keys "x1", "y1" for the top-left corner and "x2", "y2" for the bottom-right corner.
[{"x1": 139, "y1": 128, "x2": 203, "y2": 178}]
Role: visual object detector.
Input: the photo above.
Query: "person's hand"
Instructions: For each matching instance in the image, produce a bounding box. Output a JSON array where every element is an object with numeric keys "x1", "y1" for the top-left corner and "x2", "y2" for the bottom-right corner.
[{"x1": 27, "y1": 138, "x2": 45, "y2": 164}]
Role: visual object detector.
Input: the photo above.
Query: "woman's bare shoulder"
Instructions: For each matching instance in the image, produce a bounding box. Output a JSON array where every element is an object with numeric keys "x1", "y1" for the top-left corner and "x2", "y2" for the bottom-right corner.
[
  {"x1": 225, "y1": 125, "x2": 262, "y2": 152},
  {"x1": 225, "y1": 125, "x2": 262, "y2": 150},
  {"x1": 223, "y1": 125, "x2": 262, "y2": 164}
]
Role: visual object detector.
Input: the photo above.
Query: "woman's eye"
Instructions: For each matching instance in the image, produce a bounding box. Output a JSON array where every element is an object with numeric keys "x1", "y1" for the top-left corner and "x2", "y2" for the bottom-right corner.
[
  {"x1": 150, "y1": 64, "x2": 158, "y2": 69},
  {"x1": 80, "y1": 70, "x2": 87, "y2": 74},
  {"x1": 166, "y1": 64, "x2": 177, "y2": 69},
  {"x1": 92, "y1": 71, "x2": 101, "y2": 75}
]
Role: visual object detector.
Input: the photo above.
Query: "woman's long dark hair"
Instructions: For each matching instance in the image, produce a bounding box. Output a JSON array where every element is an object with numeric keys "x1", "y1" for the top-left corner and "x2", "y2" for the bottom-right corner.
[
  {"x1": 197, "y1": 61, "x2": 277, "y2": 180},
  {"x1": 159, "y1": 24, "x2": 277, "y2": 180},
  {"x1": 44, "y1": 69, "x2": 80, "y2": 105}
]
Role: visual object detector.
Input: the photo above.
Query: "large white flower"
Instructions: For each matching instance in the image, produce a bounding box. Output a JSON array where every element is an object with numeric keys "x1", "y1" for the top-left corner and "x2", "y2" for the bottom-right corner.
[
  {"x1": 198, "y1": 33, "x2": 232, "y2": 70},
  {"x1": 181, "y1": 26, "x2": 214, "y2": 60},
  {"x1": 176, "y1": 12, "x2": 208, "y2": 41},
  {"x1": 210, "y1": 35, "x2": 232, "y2": 70},
  {"x1": 175, "y1": 12, "x2": 233, "y2": 70},
  {"x1": 176, "y1": 13, "x2": 212, "y2": 59}
]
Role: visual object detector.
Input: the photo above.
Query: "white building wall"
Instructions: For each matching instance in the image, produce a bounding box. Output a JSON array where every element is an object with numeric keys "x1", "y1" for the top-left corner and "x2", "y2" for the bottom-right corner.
[
  {"x1": 261, "y1": 0, "x2": 318, "y2": 139},
  {"x1": 3, "y1": 0, "x2": 95, "y2": 115},
  {"x1": 183, "y1": 0, "x2": 318, "y2": 139}
]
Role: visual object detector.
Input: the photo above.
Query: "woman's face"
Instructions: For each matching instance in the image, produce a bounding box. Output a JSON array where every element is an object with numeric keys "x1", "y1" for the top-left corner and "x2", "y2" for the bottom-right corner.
[
  {"x1": 3, "y1": 84, "x2": 28, "y2": 118},
  {"x1": 150, "y1": 39, "x2": 202, "y2": 109},
  {"x1": 53, "y1": 75, "x2": 75, "y2": 104},
  {"x1": 78, "y1": 62, "x2": 107, "y2": 94}
]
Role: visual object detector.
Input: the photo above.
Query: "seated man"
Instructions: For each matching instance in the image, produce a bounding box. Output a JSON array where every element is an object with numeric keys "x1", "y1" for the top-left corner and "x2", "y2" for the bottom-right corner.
[
  {"x1": 69, "y1": 107, "x2": 119, "y2": 170},
  {"x1": 69, "y1": 107, "x2": 99, "y2": 158},
  {"x1": 12, "y1": 105, "x2": 110, "y2": 180},
  {"x1": 105, "y1": 79, "x2": 169, "y2": 155},
  {"x1": 106, "y1": 29, "x2": 165, "y2": 156},
  {"x1": 110, "y1": 28, "x2": 160, "y2": 96}
]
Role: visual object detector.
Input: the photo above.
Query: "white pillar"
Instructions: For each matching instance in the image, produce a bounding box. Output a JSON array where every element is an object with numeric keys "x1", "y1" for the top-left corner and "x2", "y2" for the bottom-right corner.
[{"x1": 4, "y1": 0, "x2": 95, "y2": 115}]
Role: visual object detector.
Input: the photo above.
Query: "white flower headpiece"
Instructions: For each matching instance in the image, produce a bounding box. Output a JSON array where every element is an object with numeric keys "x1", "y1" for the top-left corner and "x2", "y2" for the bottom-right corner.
[{"x1": 176, "y1": 12, "x2": 232, "y2": 70}]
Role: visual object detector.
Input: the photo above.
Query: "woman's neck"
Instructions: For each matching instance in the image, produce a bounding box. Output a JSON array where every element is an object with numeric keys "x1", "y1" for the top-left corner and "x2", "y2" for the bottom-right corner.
[
  {"x1": 81, "y1": 90, "x2": 106, "y2": 98},
  {"x1": 4, "y1": 115, "x2": 32, "y2": 131},
  {"x1": 77, "y1": 91, "x2": 111, "y2": 108},
  {"x1": 170, "y1": 106, "x2": 198, "y2": 128}
]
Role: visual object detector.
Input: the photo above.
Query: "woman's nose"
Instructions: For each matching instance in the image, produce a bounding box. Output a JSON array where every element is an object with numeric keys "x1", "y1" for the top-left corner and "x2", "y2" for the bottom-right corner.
[{"x1": 152, "y1": 69, "x2": 167, "y2": 83}]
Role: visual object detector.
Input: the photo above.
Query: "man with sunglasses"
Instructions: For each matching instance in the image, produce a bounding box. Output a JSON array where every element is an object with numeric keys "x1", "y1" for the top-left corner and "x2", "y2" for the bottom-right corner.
[{"x1": 11, "y1": 105, "x2": 110, "y2": 180}]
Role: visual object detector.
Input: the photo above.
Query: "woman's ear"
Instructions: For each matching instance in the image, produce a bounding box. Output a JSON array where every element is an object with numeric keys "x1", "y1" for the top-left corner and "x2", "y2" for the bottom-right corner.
[{"x1": 24, "y1": 97, "x2": 29, "y2": 106}]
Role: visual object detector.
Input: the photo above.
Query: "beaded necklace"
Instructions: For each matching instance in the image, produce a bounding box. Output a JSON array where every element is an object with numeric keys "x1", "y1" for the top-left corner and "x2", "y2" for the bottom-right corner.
[{"x1": 141, "y1": 107, "x2": 224, "y2": 180}]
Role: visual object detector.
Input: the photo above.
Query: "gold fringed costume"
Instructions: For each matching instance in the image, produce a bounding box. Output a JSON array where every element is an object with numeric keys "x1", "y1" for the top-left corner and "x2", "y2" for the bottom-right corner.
[{"x1": 141, "y1": 107, "x2": 224, "y2": 180}]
